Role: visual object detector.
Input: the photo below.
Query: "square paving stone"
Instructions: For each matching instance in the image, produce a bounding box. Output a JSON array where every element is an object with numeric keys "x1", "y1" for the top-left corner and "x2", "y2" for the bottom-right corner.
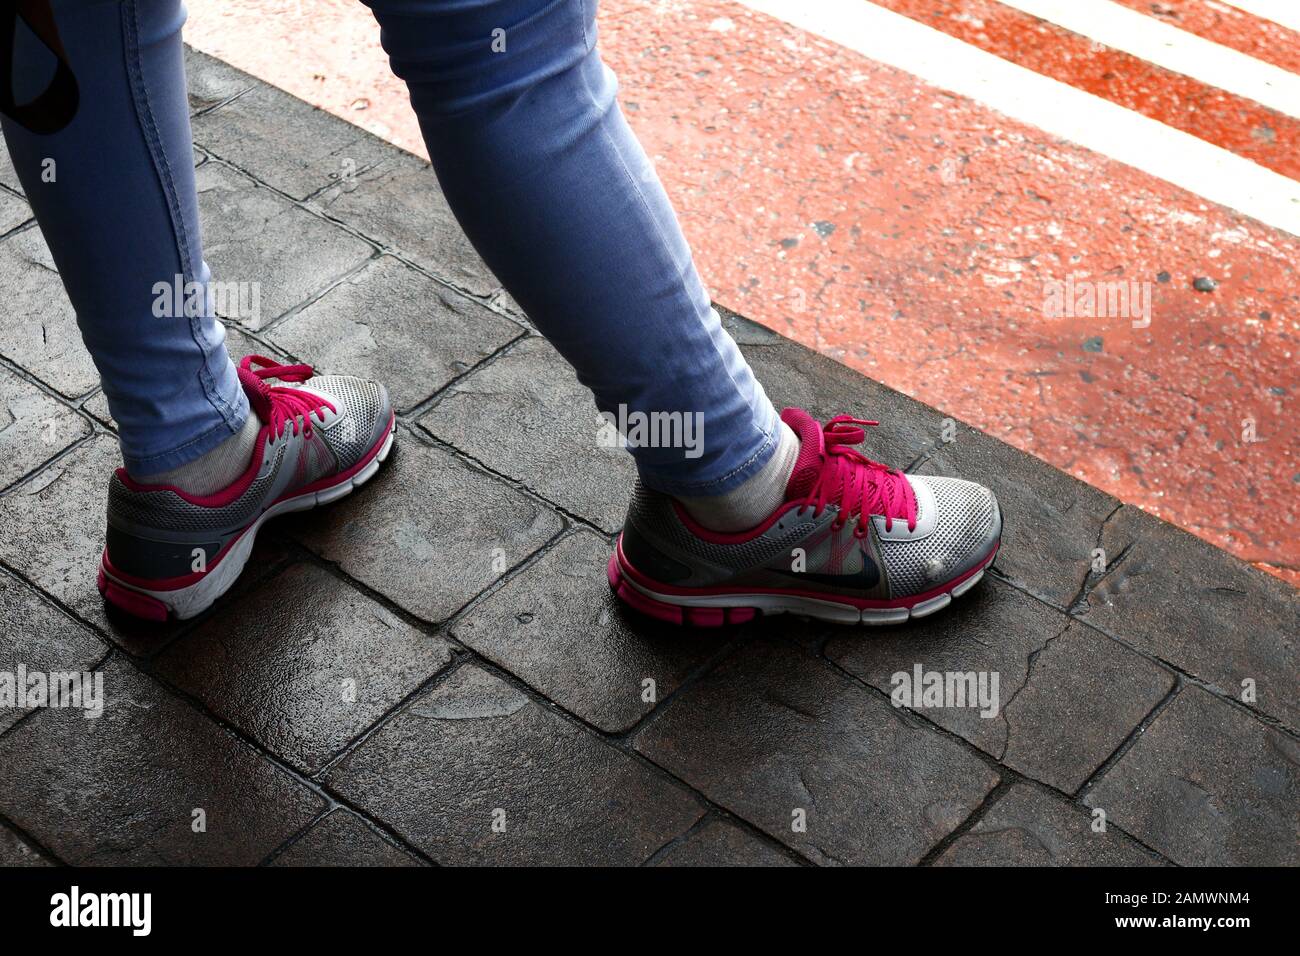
[
  {"x1": 934, "y1": 783, "x2": 1161, "y2": 866},
  {"x1": 916, "y1": 422, "x2": 1121, "y2": 608},
  {"x1": 0, "y1": 189, "x2": 29, "y2": 234},
  {"x1": 0, "y1": 366, "x2": 90, "y2": 491},
  {"x1": 0, "y1": 657, "x2": 324, "y2": 864},
  {"x1": 827, "y1": 581, "x2": 1172, "y2": 792},
  {"x1": 0, "y1": 435, "x2": 127, "y2": 621},
  {"x1": 270, "y1": 809, "x2": 424, "y2": 867},
  {"x1": 288, "y1": 433, "x2": 562, "y2": 623},
  {"x1": 0, "y1": 227, "x2": 99, "y2": 397},
  {"x1": 450, "y1": 530, "x2": 729, "y2": 733},
  {"x1": 215, "y1": 321, "x2": 284, "y2": 366},
  {"x1": 740, "y1": 336, "x2": 945, "y2": 469},
  {"x1": 1083, "y1": 505, "x2": 1300, "y2": 732},
  {"x1": 998, "y1": 622, "x2": 1173, "y2": 793},
  {"x1": 184, "y1": 47, "x2": 255, "y2": 115},
  {"x1": 0, "y1": 138, "x2": 20, "y2": 193},
  {"x1": 78, "y1": 323, "x2": 283, "y2": 432},
  {"x1": 0, "y1": 434, "x2": 288, "y2": 656},
  {"x1": 1084, "y1": 684, "x2": 1299, "y2": 866},
  {"x1": 327, "y1": 663, "x2": 704, "y2": 865},
  {"x1": 419, "y1": 337, "x2": 636, "y2": 532},
  {"x1": 827, "y1": 578, "x2": 1060, "y2": 758},
  {"x1": 155, "y1": 562, "x2": 454, "y2": 774},
  {"x1": 487, "y1": 289, "x2": 531, "y2": 329},
  {"x1": 635, "y1": 639, "x2": 1000, "y2": 865},
  {"x1": 0, "y1": 823, "x2": 52, "y2": 866},
  {"x1": 267, "y1": 256, "x2": 522, "y2": 413},
  {"x1": 0, "y1": 571, "x2": 106, "y2": 735},
  {"x1": 308, "y1": 149, "x2": 501, "y2": 298},
  {"x1": 195, "y1": 162, "x2": 373, "y2": 329},
  {"x1": 651, "y1": 818, "x2": 797, "y2": 867},
  {"x1": 193, "y1": 73, "x2": 397, "y2": 201},
  {"x1": 80, "y1": 391, "x2": 113, "y2": 431}
]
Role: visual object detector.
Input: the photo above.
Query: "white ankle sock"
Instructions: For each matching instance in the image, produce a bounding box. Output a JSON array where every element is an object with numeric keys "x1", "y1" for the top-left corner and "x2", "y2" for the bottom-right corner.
[
  {"x1": 131, "y1": 414, "x2": 261, "y2": 495},
  {"x1": 678, "y1": 420, "x2": 799, "y2": 532}
]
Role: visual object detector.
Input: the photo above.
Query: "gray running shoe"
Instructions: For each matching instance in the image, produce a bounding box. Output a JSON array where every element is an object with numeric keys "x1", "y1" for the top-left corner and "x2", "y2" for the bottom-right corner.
[
  {"x1": 98, "y1": 355, "x2": 394, "y2": 621},
  {"x1": 609, "y1": 407, "x2": 1001, "y2": 625}
]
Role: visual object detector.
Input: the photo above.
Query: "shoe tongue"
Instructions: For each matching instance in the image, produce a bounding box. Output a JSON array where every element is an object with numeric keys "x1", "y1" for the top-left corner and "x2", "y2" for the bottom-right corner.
[
  {"x1": 236, "y1": 365, "x2": 274, "y2": 424},
  {"x1": 781, "y1": 407, "x2": 825, "y2": 501}
]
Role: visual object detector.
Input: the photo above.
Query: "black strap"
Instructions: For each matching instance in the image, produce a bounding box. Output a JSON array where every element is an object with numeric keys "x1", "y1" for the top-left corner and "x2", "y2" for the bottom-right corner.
[{"x1": 0, "y1": 0, "x2": 80, "y2": 133}]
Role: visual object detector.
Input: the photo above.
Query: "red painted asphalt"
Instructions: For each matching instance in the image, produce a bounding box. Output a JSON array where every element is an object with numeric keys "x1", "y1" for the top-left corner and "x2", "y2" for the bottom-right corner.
[
  {"x1": 873, "y1": 0, "x2": 1300, "y2": 180},
  {"x1": 1109, "y1": 0, "x2": 1300, "y2": 74},
  {"x1": 185, "y1": 0, "x2": 1298, "y2": 584}
]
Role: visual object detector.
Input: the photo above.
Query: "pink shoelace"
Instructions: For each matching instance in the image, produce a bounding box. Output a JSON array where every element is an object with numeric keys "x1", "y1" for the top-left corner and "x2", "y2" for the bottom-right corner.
[
  {"x1": 237, "y1": 355, "x2": 335, "y2": 441},
  {"x1": 800, "y1": 415, "x2": 918, "y2": 535}
]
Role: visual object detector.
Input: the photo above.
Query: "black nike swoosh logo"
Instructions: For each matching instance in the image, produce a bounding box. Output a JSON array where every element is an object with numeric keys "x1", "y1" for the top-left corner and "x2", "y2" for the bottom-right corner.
[{"x1": 771, "y1": 548, "x2": 880, "y2": 589}]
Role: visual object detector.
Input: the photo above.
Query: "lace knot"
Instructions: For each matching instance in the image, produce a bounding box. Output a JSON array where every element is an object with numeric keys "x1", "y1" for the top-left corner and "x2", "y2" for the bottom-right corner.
[
  {"x1": 237, "y1": 355, "x2": 336, "y2": 441},
  {"x1": 801, "y1": 414, "x2": 918, "y2": 533}
]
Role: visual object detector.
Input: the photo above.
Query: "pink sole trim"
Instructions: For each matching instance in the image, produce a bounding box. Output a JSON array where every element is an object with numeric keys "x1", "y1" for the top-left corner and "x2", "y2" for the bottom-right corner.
[
  {"x1": 609, "y1": 536, "x2": 999, "y2": 627},
  {"x1": 97, "y1": 568, "x2": 169, "y2": 622},
  {"x1": 606, "y1": 554, "x2": 758, "y2": 627}
]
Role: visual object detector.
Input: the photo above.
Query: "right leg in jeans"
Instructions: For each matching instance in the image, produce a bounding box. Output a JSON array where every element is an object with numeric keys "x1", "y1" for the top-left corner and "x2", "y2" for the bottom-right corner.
[
  {"x1": 365, "y1": 0, "x2": 1001, "y2": 626},
  {"x1": 2, "y1": 0, "x2": 395, "y2": 620},
  {"x1": 363, "y1": 0, "x2": 785, "y2": 502}
]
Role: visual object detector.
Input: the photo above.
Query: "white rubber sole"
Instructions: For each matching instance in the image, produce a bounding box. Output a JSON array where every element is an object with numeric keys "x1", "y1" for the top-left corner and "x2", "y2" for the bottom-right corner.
[{"x1": 102, "y1": 428, "x2": 394, "y2": 621}]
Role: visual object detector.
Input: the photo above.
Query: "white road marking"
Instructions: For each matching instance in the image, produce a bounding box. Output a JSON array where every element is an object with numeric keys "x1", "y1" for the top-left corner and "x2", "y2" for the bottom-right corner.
[
  {"x1": 1221, "y1": 0, "x2": 1300, "y2": 34},
  {"x1": 731, "y1": 0, "x2": 1300, "y2": 237},
  {"x1": 998, "y1": 0, "x2": 1300, "y2": 120}
]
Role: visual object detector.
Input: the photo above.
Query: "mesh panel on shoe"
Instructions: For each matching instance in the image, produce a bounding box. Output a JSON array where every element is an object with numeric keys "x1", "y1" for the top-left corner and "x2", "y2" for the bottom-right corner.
[
  {"x1": 628, "y1": 482, "x2": 820, "y2": 573},
  {"x1": 878, "y1": 476, "x2": 996, "y2": 596},
  {"x1": 298, "y1": 432, "x2": 337, "y2": 487},
  {"x1": 309, "y1": 375, "x2": 385, "y2": 469},
  {"x1": 107, "y1": 442, "x2": 289, "y2": 533}
]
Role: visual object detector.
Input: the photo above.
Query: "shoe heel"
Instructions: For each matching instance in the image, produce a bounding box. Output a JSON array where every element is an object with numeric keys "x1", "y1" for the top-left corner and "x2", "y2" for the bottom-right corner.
[
  {"x1": 607, "y1": 553, "x2": 758, "y2": 627},
  {"x1": 98, "y1": 525, "x2": 256, "y2": 621},
  {"x1": 97, "y1": 568, "x2": 170, "y2": 622}
]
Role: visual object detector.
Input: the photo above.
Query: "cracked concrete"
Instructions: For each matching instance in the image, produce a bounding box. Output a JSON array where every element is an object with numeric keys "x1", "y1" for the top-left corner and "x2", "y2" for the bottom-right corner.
[{"x1": 997, "y1": 621, "x2": 1072, "y2": 761}]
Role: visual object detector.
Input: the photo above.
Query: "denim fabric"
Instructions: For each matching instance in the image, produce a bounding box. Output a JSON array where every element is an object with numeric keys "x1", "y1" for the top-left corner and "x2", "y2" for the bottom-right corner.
[{"x1": 2, "y1": 0, "x2": 778, "y2": 492}]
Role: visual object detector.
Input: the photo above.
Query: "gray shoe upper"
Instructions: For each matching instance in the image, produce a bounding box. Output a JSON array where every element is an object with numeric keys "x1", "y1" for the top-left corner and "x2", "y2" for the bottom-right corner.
[
  {"x1": 104, "y1": 375, "x2": 390, "y2": 582},
  {"x1": 296, "y1": 376, "x2": 391, "y2": 473},
  {"x1": 620, "y1": 473, "x2": 1000, "y2": 599},
  {"x1": 874, "y1": 475, "x2": 1001, "y2": 596}
]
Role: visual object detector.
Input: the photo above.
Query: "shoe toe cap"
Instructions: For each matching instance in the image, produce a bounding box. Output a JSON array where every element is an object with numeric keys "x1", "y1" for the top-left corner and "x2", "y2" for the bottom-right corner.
[
  {"x1": 879, "y1": 475, "x2": 1001, "y2": 596},
  {"x1": 307, "y1": 374, "x2": 393, "y2": 469}
]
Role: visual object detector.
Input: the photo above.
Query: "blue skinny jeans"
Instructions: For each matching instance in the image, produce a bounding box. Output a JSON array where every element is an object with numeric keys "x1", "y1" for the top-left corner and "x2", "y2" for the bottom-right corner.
[{"x1": 0, "y1": 0, "x2": 778, "y2": 494}]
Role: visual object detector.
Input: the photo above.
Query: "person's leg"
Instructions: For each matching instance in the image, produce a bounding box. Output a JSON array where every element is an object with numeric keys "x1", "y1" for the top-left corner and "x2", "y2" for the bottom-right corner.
[
  {"x1": 361, "y1": 0, "x2": 794, "y2": 520},
  {"x1": 3, "y1": 0, "x2": 395, "y2": 621},
  {"x1": 365, "y1": 0, "x2": 1001, "y2": 625},
  {"x1": 1, "y1": 0, "x2": 253, "y2": 488}
]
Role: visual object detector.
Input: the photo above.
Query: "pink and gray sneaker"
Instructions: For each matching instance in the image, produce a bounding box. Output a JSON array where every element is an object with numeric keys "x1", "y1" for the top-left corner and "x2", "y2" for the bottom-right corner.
[
  {"x1": 609, "y1": 407, "x2": 1001, "y2": 626},
  {"x1": 97, "y1": 355, "x2": 394, "y2": 621}
]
